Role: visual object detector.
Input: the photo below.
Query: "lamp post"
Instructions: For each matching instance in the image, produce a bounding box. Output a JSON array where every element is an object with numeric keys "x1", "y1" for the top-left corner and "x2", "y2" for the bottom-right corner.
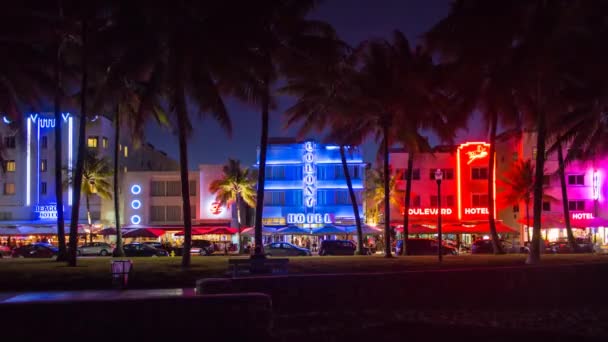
[{"x1": 434, "y1": 168, "x2": 443, "y2": 263}]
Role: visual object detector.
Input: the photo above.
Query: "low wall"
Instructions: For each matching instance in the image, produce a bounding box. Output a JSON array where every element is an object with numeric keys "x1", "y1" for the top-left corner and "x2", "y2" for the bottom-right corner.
[
  {"x1": 0, "y1": 292, "x2": 272, "y2": 339},
  {"x1": 219, "y1": 263, "x2": 608, "y2": 313}
]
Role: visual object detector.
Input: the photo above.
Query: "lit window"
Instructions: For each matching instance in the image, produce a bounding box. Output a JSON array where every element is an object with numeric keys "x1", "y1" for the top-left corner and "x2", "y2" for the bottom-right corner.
[
  {"x1": 124, "y1": 146, "x2": 128, "y2": 157},
  {"x1": 472, "y1": 167, "x2": 488, "y2": 180},
  {"x1": 87, "y1": 136, "x2": 98, "y2": 148},
  {"x1": 472, "y1": 194, "x2": 488, "y2": 206},
  {"x1": 542, "y1": 201, "x2": 551, "y2": 211},
  {"x1": 568, "y1": 200, "x2": 585, "y2": 211},
  {"x1": 5, "y1": 160, "x2": 16, "y2": 172},
  {"x1": 41, "y1": 136, "x2": 48, "y2": 149},
  {"x1": 567, "y1": 174, "x2": 584, "y2": 185},
  {"x1": 3, "y1": 183, "x2": 15, "y2": 195},
  {"x1": 41, "y1": 182, "x2": 47, "y2": 195},
  {"x1": 40, "y1": 159, "x2": 47, "y2": 172},
  {"x1": 102, "y1": 137, "x2": 108, "y2": 149}
]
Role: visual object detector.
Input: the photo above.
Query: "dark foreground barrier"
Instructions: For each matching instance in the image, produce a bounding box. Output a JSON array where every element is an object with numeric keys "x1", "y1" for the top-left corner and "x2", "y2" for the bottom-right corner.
[
  {"x1": 200, "y1": 262, "x2": 608, "y2": 314},
  {"x1": 0, "y1": 291, "x2": 272, "y2": 339}
]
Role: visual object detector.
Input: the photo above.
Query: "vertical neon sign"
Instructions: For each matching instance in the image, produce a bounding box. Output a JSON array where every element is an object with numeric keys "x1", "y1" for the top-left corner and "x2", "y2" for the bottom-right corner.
[
  {"x1": 303, "y1": 141, "x2": 316, "y2": 208},
  {"x1": 593, "y1": 170, "x2": 599, "y2": 200},
  {"x1": 26, "y1": 117, "x2": 32, "y2": 206}
]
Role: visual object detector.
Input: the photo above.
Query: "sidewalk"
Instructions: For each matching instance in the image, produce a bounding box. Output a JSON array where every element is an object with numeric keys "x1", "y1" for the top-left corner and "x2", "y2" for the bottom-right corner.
[{"x1": 0, "y1": 288, "x2": 195, "y2": 304}]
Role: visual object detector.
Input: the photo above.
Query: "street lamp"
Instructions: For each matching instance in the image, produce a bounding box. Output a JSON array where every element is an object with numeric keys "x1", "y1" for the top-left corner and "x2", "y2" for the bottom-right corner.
[{"x1": 434, "y1": 168, "x2": 443, "y2": 263}]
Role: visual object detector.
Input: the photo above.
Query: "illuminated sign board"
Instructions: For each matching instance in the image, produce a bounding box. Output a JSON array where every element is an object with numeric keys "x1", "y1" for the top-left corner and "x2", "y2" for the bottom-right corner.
[
  {"x1": 210, "y1": 201, "x2": 223, "y2": 215},
  {"x1": 34, "y1": 204, "x2": 60, "y2": 220},
  {"x1": 287, "y1": 213, "x2": 332, "y2": 224},
  {"x1": 593, "y1": 171, "x2": 599, "y2": 200},
  {"x1": 466, "y1": 145, "x2": 489, "y2": 165},
  {"x1": 464, "y1": 207, "x2": 490, "y2": 215},
  {"x1": 409, "y1": 208, "x2": 453, "y2": 215},
  {"x1": 303, "y1": 141, "x2": 316, "y2": 208},
  {"x1": 572, "y1": 212, "x2": 594, "y2": 220}
]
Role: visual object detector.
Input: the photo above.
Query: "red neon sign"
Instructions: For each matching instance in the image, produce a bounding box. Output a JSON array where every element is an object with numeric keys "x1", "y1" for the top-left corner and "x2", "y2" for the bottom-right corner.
[
  {"x1": 466, "y1": 145, "x2": 489, "y2": 165},
  {"x1": 409, "y1": 208, "x2": 453, "y2": 216},
  {"x1": 571, "y1": 212, "x2": 594, "y2": 220},
  {"x1": 457, "y1": 142, "x2": 495, "y2": 220},
  {"x1": 210, "y1": 201, "x2": 223, "y2": 215}
]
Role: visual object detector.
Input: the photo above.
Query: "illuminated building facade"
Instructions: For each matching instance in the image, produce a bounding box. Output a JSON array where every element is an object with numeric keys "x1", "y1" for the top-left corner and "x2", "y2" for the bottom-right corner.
[
  {"x1": 258, "y1": 138, "x2": 366, "y2": 228},
  {"x1": 389, "y1": 142, "x2": 497, "y2": 238},
  {"x1": 496, "y1": 130, "x2": 608, "y2": 245},
  {"x1": 0, "y1": 113, "x2": 178, "y2": 232}
]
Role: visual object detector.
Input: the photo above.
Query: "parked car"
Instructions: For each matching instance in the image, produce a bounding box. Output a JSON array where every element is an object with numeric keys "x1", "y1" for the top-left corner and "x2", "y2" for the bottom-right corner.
[
  {"x1": 401, "y1": 238, "x2": 457, "y2": 256},
  {"x1": 319, "y1": 240, "x2": 356, "y2": 256},
  {"x1": 471, "y1": 239, "x2": 507, "y2": 254},
  {"x1": 143, "y1": 242, "x2": 164, "y2": 250},
  {"x1": 12, "y1": 243, "x2": 58, "y2": 259},
  {"x1": 77, "y1": 242, "x2": 113, "y2": 256},
  {"x1": 0, "y1": 245, "x2": 11, "y2": 258},
  {"x1": 123, "y1": 243, "x2": 168, "y2": 257},
  {"x1": 191, "y1": 240, "x2": 214, "y2": 256},
  {"x1": 548, "y1": 238, "x2": 594, "y2": 253},
  {"x1": 264, "y1": 242, "x2": 311, "y2": 257}
]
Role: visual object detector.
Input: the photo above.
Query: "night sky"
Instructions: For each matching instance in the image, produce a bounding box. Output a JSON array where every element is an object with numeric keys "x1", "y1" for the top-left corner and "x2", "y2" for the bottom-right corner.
[{"x1": 144, "y1": 0, "x2": 485, "y2": 169}]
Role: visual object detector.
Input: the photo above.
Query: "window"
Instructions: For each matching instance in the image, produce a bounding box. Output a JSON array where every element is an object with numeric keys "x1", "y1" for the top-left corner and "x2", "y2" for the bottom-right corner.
[
  {"x1": 567, "y1": 174, "x2": 584, "y2": 185},
  {"x1": 189, "y1": 180, "x2": 197, "y2": 196},
  {"x1": 4, "y1": 136, "x2": 16, "y2": 149},
  {"x1": 446, "y1": 195, "x2": 454, "y2": 207},
  {"x1": 513, "y1": 204, "x2": 520, "y2": 213},
  {"x1": 353, "y1": 166, "x2": 361, "y2": 179},
  {"x1": 542, "y1": 201, "x2": 551, "y2": 211},
  {"x1": 568, "y1": 200, "x2": 585, "y2": 211},
  {"x1": 429, "y1": 169, "x2": 454, "y2": 180},
  {"x1": 266, "y1": 166, "x2": 286, "y2": 180},
  {"x1": 542, "y1": 175, "x2": 550, "y2": 186},
  {"x1": 166, "y1": 181, "x2": 181, "y2": 196},
  {"x1": 166, "y1": 206, "x2": 181, "y2": 221},
  {"x1": 3, "y1": 183, "x2": 15, "y2": 195},
  {"x1": 124, "y1": 146, "x2": 129, "y2": 157},
  {"x1": 395, "y1": 168, "x2": 406, "y2": 180},
  {"x1": 40, "y1": 159, "x2": 47, "y2": 172},
  {"x1": 532, "y1": 147, "x2": 537, "y2": 159},
  {"x1": 151, "y1": 206, "x2": 166, "y2": 221},
  {"x1": 512, "y1": 152, "x2": 518, "y2": 161},
  {"x1": 472, "y1": 167, "x2": 488, "y2": 180},
  {"x1": 151, "y1": 181, "x2": 166, "y2": 197},
  {"x1": 472, "y1": 194, "x2": 488, "y2": 206},
  {"x1": 91, "y1": 211, "x2": 101, "y2": 220},
  {"x1": 412, "y1": 195, "x2": 421, "y2": 207},
  {"x1": 87, "y1": 136, "x2": 98, "y2": 148},
  {"x1": 336, "y1": 190, "x2": 350, "y2": 204},
  {"x1": 4, "y1": 160, "x2": 16, "y2": 172},
  {"x1": 41, "y1": 136, "x2": 48, "y2": 149},
  {"x1": 431, "y1": 195, "x2": 455, "y2": 207},
  {"x1": 190, "y1": 204, "x2": 196, "y2": 219},
  {"x1": 264, "y1": 191, "x2": 285, "y2": 205},
  {"x1": 41, "y1": 182, "x2": 47, "y2": 195},
  {"x1": 102, "y1": 137, "x2": 109, "y2": 149},
  {"x1": 0, "y1": 212, "x2": 13, "y2": 220},
  {"x1": 412, "y1": 169, "x2": 420, "y2": 180}
]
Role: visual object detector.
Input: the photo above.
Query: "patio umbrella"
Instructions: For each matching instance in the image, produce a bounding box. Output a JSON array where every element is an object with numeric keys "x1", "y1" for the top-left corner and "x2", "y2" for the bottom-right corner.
[
  {"x1": 343, "y1": 225, "x2": 382, "y2": 235},
  {"x1": 312, "y1": 225, "x2": 346, "y2": 235},
  {"x1": 517, "y1": 215, "x2": 565, "y2": 228},
  {"x1": 240, "y1": 227, "x2": 276, "y2": 236},
  {"x1": 98, "y1": 228, "x2": 117, "y2": 236},
  {"x1": 174, "y1": 228, "x2": 215, "y2": 236},
  {"x1": 442, "y1": 221, "x2": 517, "y2": 234},
  {"x1": 276, "y1": 226, "x2": 310, "y2": 235},
  {"x1": 206, "y1": 227, "x2": 237, "y2": 235},
  {"x1": 122, "y1": 228, "x2": 166, "y2": 238},
  {"x1": 395, "y1": 224, "x2": 437, "y2": 234}
]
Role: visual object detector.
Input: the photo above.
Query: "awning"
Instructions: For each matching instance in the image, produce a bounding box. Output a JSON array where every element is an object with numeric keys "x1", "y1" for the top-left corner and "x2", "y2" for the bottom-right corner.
[
  {"x1": 240, "y1": 227, "x2": 276, "y2": 236},
  {"x1": 442, "y1": 221, "x2": 517, "y2": 234},
  {"x1": 122, "y1": 228, "x2": 166, "y2": 238},
  {"x1": 173, "y1": 228, "x2": 213, "y2": 236},
  {"x1": 395, "y1": 224, "x2": 438, "y2": 234},
  {"x1": 98, "y1": 228, "x2": 117, "y2": 236},
  {"x1": 205, "y1": 227, "x2": 237, "y2": 235}
]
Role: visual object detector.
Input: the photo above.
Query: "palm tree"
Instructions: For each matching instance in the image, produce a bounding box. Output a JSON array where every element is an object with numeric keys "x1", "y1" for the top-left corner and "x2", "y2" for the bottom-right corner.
[
  {"x1": 209, "y1": 159, "x2": 256, "y2": 254},
  {"x1": 365, "y1": 166, "x2": 402, "y2": 227},
  {"x1": 499, "y1": 158, "x2": 534, "y2": 242},
  {"x1": 65, "y1": 149, "x2": 113, "y2": 243}
]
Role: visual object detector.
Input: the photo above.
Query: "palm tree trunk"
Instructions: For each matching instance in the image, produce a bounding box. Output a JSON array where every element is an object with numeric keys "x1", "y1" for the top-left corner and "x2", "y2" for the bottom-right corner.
[
  {"x1": 525, "y1": 199, "x2": 531, "y2": 243},
  {"x1": 383, "y1": 124, "x2": 392, "y2": 258},
  {"x1": 556, "y1": 139, "x2": 578, "y2": 252},
  {"x1": 253, "y1": 79, "x2": 270, "y2": 258},
  {"x1": 488, "y1": 112, "x2": 504, "y2": 254},
  {"x1": 527, "y1": 80, "x2": 546, "y2": 265},
  {"x1": 86, "y1": 194, "x2": 91, "y2": 243},
  {"x1": 402, "y1": 151, "x2": 414, "y2": 256},
  {"x1": 236, "y1": 195, "x2": 243, "y2": 254},
  {"x1": 54, "y1": 7, "x2": 66, "y2": 261},
  {"x1": 113, "y1": 104, "x2": 124, "y2": 256},
  {"x1": 340, "y1": 145, "x2": 363, "y2": 255},
  {"x1": 174, "y1": 50, "x2": 193, "y2": 268},
  {"x1": 68, "y1": 17, "x2": 88, "y2": 267}
]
